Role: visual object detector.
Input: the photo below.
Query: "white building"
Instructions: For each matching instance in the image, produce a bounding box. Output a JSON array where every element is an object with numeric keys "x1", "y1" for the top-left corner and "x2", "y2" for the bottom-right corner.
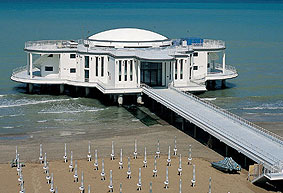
[{"x1": 11, "y1": 28, "x2": 237, "y2": 104}]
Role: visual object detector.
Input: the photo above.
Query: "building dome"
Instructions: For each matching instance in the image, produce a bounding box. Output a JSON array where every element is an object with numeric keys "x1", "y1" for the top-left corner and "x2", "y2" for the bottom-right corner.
[
  {"x1": 87, "y1": 28, "x2": 172, "y2": 48},
  {"x1": 88, "y1": 28, "x2": 168, "y2": 42}
]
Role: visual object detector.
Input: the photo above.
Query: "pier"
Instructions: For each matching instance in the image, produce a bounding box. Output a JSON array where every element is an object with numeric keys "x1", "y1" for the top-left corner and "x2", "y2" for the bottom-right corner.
[{"x1": 141, "y1": 84, "x2": 283, "y2": 183}]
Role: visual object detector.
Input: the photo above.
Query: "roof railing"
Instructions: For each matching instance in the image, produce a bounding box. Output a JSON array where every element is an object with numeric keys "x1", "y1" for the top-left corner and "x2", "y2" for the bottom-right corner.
[
  {"x1": 166, "y1": 85, "x2": 283, "y2": 146},
  {"x1": 25, "y1": 40, "x2": 79, "y2": 50}
]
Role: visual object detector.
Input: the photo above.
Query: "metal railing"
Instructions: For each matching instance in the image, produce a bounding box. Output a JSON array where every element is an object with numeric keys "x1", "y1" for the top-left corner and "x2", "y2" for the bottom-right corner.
[
  {"x1": 191, "y1": 39, "x2": 225, "y2": 49},
  {"x1": 25, "y1": 40, "x2": 78, "y2": 50},
  {"x1": 214, "y1": 63, "x2": 237, "y2": 74},
  {"x1": 142, "y1": 84, "x2": 282, "y2": 169},
  {"x1": 166, "y1": 85, "x2": 283, "y2": 146},
  {"x1": 12, "y1": 66, "x2": 27, "y2": 76}
]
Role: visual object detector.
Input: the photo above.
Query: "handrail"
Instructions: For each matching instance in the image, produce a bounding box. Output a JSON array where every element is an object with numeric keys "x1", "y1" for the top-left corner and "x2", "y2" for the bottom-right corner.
[
  {"x1": 25, "y1": 40, "x2": 79, "y2": 50},
  {"x1": 214, "y1": 63, "x2": 237, "y2": 74},
  {"x1": 166, "y1": 85, "x2": 283, "y2": 146},
  {"x1": 142, "y1": 84, "x2": 282, "y2": 170}
]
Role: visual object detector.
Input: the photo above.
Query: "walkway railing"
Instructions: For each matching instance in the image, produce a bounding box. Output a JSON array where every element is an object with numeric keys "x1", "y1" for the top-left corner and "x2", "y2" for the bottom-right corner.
[
  {"x1": 190, "y1": 39, "x2": 225, "y2": 49},
  {"x1": 12, "y1": 66, "x2": 27, "y2": 76},
  {"x1": 167, "y1": 85, "x2": 283, "y2": 146},
  {"x1": 25, "y1": 40, "x2": 78, "y2": 50}
]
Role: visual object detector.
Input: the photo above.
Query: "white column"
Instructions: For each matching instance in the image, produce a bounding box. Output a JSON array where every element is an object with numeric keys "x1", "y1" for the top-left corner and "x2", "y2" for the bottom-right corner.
[
  {"x1": 191, "y1": 54, "x2": 194, "y2": 79},
  {"x1": 29, "y1": 53, "x2": 33, "y2": 79},
  {"x1": 222, "y1": 51, "x2": 226, "y2": 74},
  {"x1": 137, "y1": 60, "x2": 140, "y2": 87},
  {"x1": 27, "y1": 53, "x2": 30, "y2": 75}
]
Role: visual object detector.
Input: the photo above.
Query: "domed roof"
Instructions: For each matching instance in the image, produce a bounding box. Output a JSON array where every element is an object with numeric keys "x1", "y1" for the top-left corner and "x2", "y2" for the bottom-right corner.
[{"x1": 88, "y1": 28, "x2": 168, "y2": 42}]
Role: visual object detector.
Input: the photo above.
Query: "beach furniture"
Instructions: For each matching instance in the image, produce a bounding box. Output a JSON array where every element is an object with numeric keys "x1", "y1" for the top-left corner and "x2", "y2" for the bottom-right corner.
[
  {"x1": 87, "y1": 141, "x2": 92, "y2": 162},
  {"x1": 156, "y1": 140, "x2": 160, "y2": 158},
  {"x1": 69, "y1": 151, "x2": 73, "y2": 172},
  {"x1": 143, "y1": 147, "x2": 147, "y2": 168},
  {"x1": 101, "y1": 159, "x2": 105, "y2": 180},
  {"x1": 39, "y1": 144, "x2": 43, "y2": 164},
  {"x1": 119, "y1": 183, "x2": 122, "y2": 193},
  {"x1": 63, "y1": 143, "x2": 67, "y2": 163},
  {"x1": 208, "y1": 177, "x2": 212, "y2": 193},
  {"x1": 108, "y1": 170, "x2": 113, "y2": 192},
  {"x1": 17, "y1": 154, "x2": 21, "y2": 175},
  {"x1": 46, "y1": 162, "x2": 51, "y2": 184},
  {"x1": 179, "y1": 179, "x2": 182, "y2": 193},
  {"x1": 74, "y1": 160, "x2": 78, "y2": 182},
  {"x1": 188, "y1": 145, "x2": 192, "y2": 165},
  {"x1": 119, "y1": 149, "x2": 123, "y2": 169},
  {"x1": 50, "y1": 173, "x2": 54, "y2": 192},
  {"x1": 137, "y1": 168, "x2": 142, "y2": 191},
  {"x1": 79, "y1": 171, "x2": 85, "y2": 193},
  {"x1": 191, "y1": 165, "x2": 196, "y2": 187},
  {"x1": 153, "y1": 156, "x2": 157, "y2": 177},
  {"x1": 127, "y1": 157, "x2": 131, "y2": 179},
  {"x1": 55, "y1": 187, "x2": 58, "y2": 193},
  {"x1": 18, "y1": 168, "x2": 23, "y2": 184},
  {"x1": 134, "y1": 139, "x2": 137, "y2": 159},
  {"x1": 211, "y1": 157, "x2": 241, "y2": 173},
  {"x1": 19, "y1": 180, "x2": 25, "y2": 193},
  {"x1": 164, "y1": 167, "x2": 169, "y2": 189},
  {"x1": 149, "y1": 181, "x2": 152, "y2": 193},
  {"x1": 111, "y1": 141, "x2": 115, "y2": 160},
  {"x1": 178, "y1": 154, "x2": 182, "y2": 176},
  {"x1": 173, "y1": 136, "x2": 177, "y2": 156},
  {"x1": 94, "y1": 149, "x2": 98, "y2": 170},
  {"x1": 88, "y1": 185, "x2": 91, "y2": 193},
  {"x1": 43, "y1": 153, "x2": 48, "y2": 173},
  {"x1": 167, "y1": 146, "x2": 171, "y2": 166}
]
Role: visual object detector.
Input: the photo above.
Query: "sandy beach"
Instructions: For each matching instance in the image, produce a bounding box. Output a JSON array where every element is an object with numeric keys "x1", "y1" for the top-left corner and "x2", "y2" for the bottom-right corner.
[
  {"x1": 0, "y1": 155, "x2": 269, "y2": 193},
  {"x1": 0, "y1": 120, "x2": 274, "y2": 193}
]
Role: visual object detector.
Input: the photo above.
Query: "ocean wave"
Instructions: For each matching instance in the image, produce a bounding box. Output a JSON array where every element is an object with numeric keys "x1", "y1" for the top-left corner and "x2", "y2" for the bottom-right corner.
[
  {"x1": 2, "y1": 126, "x2": 14, "y2": 129},
  {"x1": 202, "y1": 98, "x2": 217, "y2": 101},
  {"x1": 0, "y1": 98, "x2": 78, "y2": 108},
  {"x1": 243, "y1": 106, "x2": 283, "y2": 110},
  {"x1": 37, "y1": 120, "x2": 47, "y2": 123},
  {"x1": 38, "y1": 108, "x2": 104, "y2": 114}
]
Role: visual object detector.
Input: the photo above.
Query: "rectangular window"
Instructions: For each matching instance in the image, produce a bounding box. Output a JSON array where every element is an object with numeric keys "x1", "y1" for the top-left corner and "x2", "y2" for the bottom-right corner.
[
  {"x1": 101, "y1": 57, "x2": 104, "y2": 77},
  {"x1": 130, "y1": 60, "x2": 133, "y2": 81},
  {"x1": 96, "y1": 57, "x2": 99, "y2": 77},
  {"x1": 193, "y1": 66, "x2": 198, "y2": 70},
  {"x1": 45, "y1": 66, "x2": 53, "y2": 71},
  {"x1": 180, "y1": 59, "x2": 183, "y2": 79},
  {"x1": 70, "y1": 68, "x2": 76, "y2": 73},
  {"x1": 119, "y1": 60, "x2": 122, "y2": 81},
  {"x1": 193, "y1": 52, "x2": 198, "y2": 57},
  {"x1": 124, "y1": 60, "x2": 127, "y2": 81},
  {"x1": 85, "y1": 56, "x2": 89, "y2": 68},
  {"x1": 175, "y1": 61, "x2": 177, "y2": 80},
  {"x1": 70, "y1": 54, "x2": 76, "y2": 58}
]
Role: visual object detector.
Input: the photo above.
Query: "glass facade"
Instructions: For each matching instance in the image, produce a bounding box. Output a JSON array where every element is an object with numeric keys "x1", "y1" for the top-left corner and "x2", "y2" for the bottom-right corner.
[{"x1": 140, "y1": 62, "x2": 162, "y2": 86}]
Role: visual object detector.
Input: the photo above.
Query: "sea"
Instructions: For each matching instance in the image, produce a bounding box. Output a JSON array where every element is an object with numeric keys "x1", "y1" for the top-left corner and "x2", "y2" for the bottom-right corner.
[{"x1": 1, "y1": 1, "x2": 283, "y2": 140}]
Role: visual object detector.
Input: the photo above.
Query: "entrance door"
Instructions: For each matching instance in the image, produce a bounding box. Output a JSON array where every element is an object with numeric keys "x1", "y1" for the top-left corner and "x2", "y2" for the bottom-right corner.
[{"x1": 140, "y1": 62, "x2": 162, "y2": 87}]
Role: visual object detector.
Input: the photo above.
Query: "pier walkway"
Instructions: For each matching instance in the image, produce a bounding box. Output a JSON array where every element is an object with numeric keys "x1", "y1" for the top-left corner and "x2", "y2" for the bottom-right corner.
[{"x1": 142, "y1": 85, "x2": 283, "y2": 178}]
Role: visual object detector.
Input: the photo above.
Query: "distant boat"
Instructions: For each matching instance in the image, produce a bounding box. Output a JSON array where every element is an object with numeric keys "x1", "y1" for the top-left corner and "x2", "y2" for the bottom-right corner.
[{"x1": 211, "y1": 157, "x2": 241, "y2": 172}]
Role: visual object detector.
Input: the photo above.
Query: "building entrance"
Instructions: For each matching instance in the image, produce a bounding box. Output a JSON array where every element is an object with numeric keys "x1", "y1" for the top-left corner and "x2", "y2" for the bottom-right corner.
[{"x1": 140, "y1": 62, "x2": 162, "y2": 87}]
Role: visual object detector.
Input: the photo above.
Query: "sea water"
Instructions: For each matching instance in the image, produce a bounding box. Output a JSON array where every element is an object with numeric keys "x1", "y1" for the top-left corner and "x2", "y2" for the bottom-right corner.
[{"x1": 0, "y1": 1, "x2": 283, "y2": 139}]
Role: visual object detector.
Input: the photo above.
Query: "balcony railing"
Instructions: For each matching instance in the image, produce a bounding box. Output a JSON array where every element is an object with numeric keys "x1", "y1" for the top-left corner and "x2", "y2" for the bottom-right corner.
[
  {"x1": 25, "y1": 40, "x2": 79, "y2": 50},
  {"x1": 190, "y1": 39, "x2": 225, "y2": 49}
]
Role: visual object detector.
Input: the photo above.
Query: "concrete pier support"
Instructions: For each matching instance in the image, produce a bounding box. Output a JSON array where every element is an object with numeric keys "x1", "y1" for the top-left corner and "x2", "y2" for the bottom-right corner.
[
  {"x1": 193, "y1": 125, "x2": 197, "y2": 138},
  {"x1": 137, "y1": 95, "x2": 143, "y2": 105},
  {"x1": 225, "y1": 145, "x2": 229, "y2": 157},
  {"x1": 85, "y1": 87, "x2": 90, "y2": 97},
  {"x1": 59, "y1": 85, "x2": 64, "y2": 94},
  {"x1": 221, "y1": 80, "x2": 226, "y2": 88},
  {"x1": 27, "y1": 83, "x2": 33, "y2": 93},
  {"x1": 118, "y1": 95, "x2": 123, "y2": 106},
  {"x1": 75, "y1": 86, "x2": 79, "y2": 94},
  {"x1": 181, "y1": 118, "x2": 185, "y2": 131},
  {"x1": 170, "y1": 111, "x2": 174, "y2": 124}
]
